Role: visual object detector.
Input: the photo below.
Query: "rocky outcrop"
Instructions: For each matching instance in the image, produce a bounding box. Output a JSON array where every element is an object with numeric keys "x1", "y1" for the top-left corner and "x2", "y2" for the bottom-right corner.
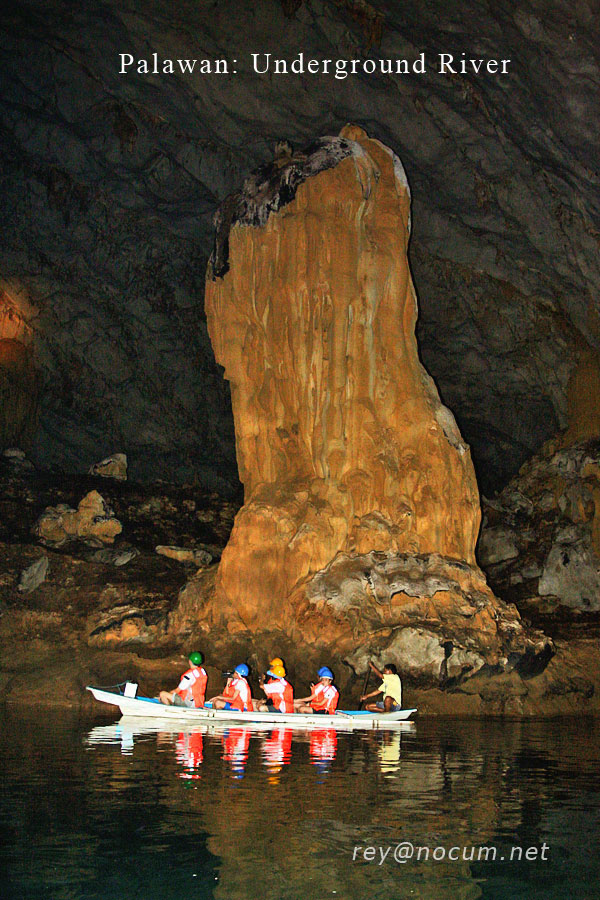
[
  {"x1": 479, "y1": 349, "x2": 600, "y2": 620},
  {"x1": 480, "y1": 438, "x2": 600, "y2": 618},
  {"x1": 155, "y1": 545, "x2": 212, "y2": 567},
  {"x1": 197, "y1": 127, "x2": 548, "y2": 688},
  {"x1": 33, "y1": 490, "x2": 122, "y2": 548}
]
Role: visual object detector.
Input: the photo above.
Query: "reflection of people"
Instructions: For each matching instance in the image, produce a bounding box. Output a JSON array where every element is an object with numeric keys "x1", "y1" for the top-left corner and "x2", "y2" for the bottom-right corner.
[
  {"x1": 309, "y1": 728, "x2": 338, "y2": 770},
  {"x1": 361, "y1": 662, "x2": 402, "y2": 712},
  {"x1": 209, "y1": 663, "x2": 252, "y2": 711},
  {"x1": 294, "y1": 667, "x2": 339, "y2": 714},
  {"x1": 159, "y1": 651, "x2": 207, "y2": 707},
  {"x1": 176, "y1": 730, "x2": 204, "y2": 778},
  {"x1": 222, "y1": 727, "x2": 251, "y2": 778},
  {"x1": 262, "y1": 728, "x2": 293, "y2": 770},
  {"x1": 256, "y1": 664, "x2": 294, "y2": 712},
  {"x1": 378, "y1": 731, "x2": 402, "y2": 775}
]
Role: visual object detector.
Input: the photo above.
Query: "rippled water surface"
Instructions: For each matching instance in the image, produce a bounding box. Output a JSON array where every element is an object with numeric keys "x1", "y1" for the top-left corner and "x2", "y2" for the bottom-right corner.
[{"x1": 1, "y1": 710, "x2": 599, "y2": 899}]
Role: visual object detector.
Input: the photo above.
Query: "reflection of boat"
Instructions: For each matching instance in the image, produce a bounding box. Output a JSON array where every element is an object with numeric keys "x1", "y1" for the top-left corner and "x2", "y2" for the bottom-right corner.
[{"x1": 87, "y1": 687, "x2": 417, "y2": 729}]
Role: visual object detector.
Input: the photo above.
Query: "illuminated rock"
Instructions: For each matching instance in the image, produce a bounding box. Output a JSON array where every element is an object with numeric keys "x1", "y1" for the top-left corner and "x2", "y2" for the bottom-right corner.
[
  {"x1": 198, "y1": 126, "x2": 547, "y2": 681},
  {"x1": 34, "y1": 490, "x2": 122, "y2": 548}
]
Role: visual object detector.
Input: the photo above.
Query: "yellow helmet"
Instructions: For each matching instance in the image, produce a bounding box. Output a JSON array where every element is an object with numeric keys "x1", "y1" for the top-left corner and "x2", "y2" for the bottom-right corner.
[
  {"x1": 270, "y1": 657, "x2": 284, "y2": 667},
  {"x1": 269, "y1": 664, "x2": 286, "y2": 678}
]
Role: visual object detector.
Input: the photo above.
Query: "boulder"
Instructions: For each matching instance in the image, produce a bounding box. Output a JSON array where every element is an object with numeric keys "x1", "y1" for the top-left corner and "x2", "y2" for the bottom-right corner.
[
  {"x1": 17, "y1": 555, "x2": 49, "y2": 593},
  {"x1": 88, "y1": 452, "x2": 127, "y2": 481},
  {"x1": 34, "y1": 490, "x2": 122, "y2": 548}
]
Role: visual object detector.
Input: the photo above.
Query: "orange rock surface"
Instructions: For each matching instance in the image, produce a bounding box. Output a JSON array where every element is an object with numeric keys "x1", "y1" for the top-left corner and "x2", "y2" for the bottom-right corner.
[
  {"x1": 206, "y1": 127, "x2": 479, "y2": 621},
  {"x1": 199, "y1": 126, "x2": 544, "y2": 677}
]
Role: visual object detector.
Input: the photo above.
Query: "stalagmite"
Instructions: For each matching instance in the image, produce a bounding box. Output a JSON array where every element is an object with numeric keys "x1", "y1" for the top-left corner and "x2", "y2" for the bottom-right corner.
[{"x1": 196, "y1": 126, "x2": 547, "y2": 685}]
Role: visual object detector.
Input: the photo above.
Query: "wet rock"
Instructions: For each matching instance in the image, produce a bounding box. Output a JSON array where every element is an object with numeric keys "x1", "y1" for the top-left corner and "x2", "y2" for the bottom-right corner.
[
  {"x1": 382, "y1": 628, "x2": 446, "y2": 681},
  {"x1": 17, "y1": 555, "x2": 49, "y2": 593},
  {"x1": 33, "y1": 490, "x2": 122, "y2": 548},
  {"x1": 88, "y1": 452, "x2": 127, "y2": 481},
  {"x1": 539, "y1": 529, "x2": 600, "y2": 610},
  {"x1": 155, "y1": 546, "x2": 213, "y2": 567},
  {"x1": 90, "y1": 547, "x2": 139, "y2": 567}
]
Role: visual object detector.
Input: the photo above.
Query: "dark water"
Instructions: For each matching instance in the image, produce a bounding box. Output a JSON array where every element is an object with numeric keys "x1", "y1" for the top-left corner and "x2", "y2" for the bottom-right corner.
[{"x1": 1, "y1": 711, "x2": 599, "y2": 900}]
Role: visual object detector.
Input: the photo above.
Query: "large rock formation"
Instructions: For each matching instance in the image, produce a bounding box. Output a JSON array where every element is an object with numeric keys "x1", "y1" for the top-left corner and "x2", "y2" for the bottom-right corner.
[{"x1": 197, "y1": 126, "x2": 545, "y2": 685}]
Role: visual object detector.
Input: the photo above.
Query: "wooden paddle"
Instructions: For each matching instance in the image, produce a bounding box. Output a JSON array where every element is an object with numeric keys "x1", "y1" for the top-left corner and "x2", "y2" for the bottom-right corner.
[{"x1": 358, "y1": 661, "x2": 372, "y2": 709}]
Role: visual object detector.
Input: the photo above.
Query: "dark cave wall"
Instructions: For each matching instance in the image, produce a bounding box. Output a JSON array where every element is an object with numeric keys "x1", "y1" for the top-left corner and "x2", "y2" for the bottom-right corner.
[{"x1": 1, "y1": 0, "x2": 598, "y2": 490}]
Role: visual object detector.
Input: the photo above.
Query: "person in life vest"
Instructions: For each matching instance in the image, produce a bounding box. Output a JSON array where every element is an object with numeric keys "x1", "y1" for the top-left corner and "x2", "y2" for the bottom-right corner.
[
  {"x1": 294, "y1": 667, "x2": 339, "y2": 714},
  {"x1": 208, "y1": 663, "x2": 253, "y2": 711},
  {"x1": 361, "y1": 661, "x2": 403, "y2": 712},
  {"x1": 255, "y1": 664, "x2": 294, "y2": 712},
  {"x1": 158, "y1": 651, "x2": 207, "y2": 708}
]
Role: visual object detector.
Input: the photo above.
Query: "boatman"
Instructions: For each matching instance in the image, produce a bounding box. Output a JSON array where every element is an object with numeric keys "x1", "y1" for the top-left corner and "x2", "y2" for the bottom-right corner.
[
  {"x1": 361, "y1": 661, "x2": 402, "y2": 713},
  {"x1": 255, "y1": 663, "x2": 294, "y2": 712},
  {"x1": 294, "y1": 666, "x2": 339, "y2": 714},
  {"x1": 209, "y1": 663, "x2": 253, "y2": 712},
  {"x1": 159, "y1": 651, "x2": 207, "y2": 708}
]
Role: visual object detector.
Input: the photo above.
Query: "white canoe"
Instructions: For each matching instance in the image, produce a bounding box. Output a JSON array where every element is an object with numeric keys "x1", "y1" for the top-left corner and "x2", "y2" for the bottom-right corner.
[{"x1": 87, "y1": 687, "x2": 417, "y2": 730}]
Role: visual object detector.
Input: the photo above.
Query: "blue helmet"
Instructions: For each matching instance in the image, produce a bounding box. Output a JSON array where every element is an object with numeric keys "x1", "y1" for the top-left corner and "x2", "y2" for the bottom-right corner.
[
  {"x1": 318, "y1": 666, "x2": 333, "y2": 679},
  {"x1": 234, "y1": 663, "x2": 249, "y2": 677}
]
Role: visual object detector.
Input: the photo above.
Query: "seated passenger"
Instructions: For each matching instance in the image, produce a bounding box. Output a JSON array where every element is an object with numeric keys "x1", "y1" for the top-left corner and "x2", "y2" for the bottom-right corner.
[
  {"x1": 294, "y1": 667, "x2": 339, "y2": 714},
  {"x1": 208, "y1": 663, "x2": 252, "y2": 711},
  {"x1": 361, "y1": 661, "x2": 403, "y2": 712},
  {"x1": 158, "y1": 651, "x2": 207, "y2": 708},
  {"x1": 255, "y1": 664, "x2": 294, "y2": 712}
]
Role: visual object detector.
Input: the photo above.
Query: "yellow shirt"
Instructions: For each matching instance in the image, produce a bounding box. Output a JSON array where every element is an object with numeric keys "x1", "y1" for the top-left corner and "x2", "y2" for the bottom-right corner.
[{"x1": 380, "y1": 673, "x2": 402, "y2": 706}]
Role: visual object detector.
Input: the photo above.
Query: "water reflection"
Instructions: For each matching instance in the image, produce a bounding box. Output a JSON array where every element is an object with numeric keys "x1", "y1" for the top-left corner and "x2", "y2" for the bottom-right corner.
[
  {"x1": 176, "y1": 731, "x2": 204, "y2": 778},
  {"x1": 261, "y1": 728, "x2": 293, "y2": 781},
  {"x1": 221, "y1": 728, "x2": 250, "y2": 779},
  {"x1": 309, "y1": 728, "x2": 338, "y2": 776},
  {"x1": 4, "y1": 713, "x2": 596, "y2": 900},
  {"x1": 87, "y1": 719, "x2": 414, "y2": 783}
]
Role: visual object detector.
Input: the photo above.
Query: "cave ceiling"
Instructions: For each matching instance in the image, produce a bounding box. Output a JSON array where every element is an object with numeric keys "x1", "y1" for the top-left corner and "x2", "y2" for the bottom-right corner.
[{"x1": 1, "y1": 0, "x2": 598, "y2": 493}]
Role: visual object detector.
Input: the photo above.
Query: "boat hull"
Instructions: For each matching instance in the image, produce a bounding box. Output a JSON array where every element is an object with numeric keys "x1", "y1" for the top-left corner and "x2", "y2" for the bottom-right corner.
[{"x1": 87, "y1": 687, "x2": 416, "y2": 730}]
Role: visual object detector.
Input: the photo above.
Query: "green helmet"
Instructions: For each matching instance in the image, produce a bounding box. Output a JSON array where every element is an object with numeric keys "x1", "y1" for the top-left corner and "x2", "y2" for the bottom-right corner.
[{"x1": 188, "y1": 651, "x2": 203, "y2": 666}]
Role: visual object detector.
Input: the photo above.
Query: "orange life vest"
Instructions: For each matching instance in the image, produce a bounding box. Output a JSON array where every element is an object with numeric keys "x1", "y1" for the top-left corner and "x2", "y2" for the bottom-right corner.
[
  {"x1": 224, "y1": 675, "x2": 252, "y2": 711},
  {"x1": 311, "y1": 682, "x2": 339, "y2": 713},
  {"x1": 263, "y1": 677, "x2": 294, "y2": 713},
  {"x1": 175, "y1": 666, "x2": 207, "y2": 707}
]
